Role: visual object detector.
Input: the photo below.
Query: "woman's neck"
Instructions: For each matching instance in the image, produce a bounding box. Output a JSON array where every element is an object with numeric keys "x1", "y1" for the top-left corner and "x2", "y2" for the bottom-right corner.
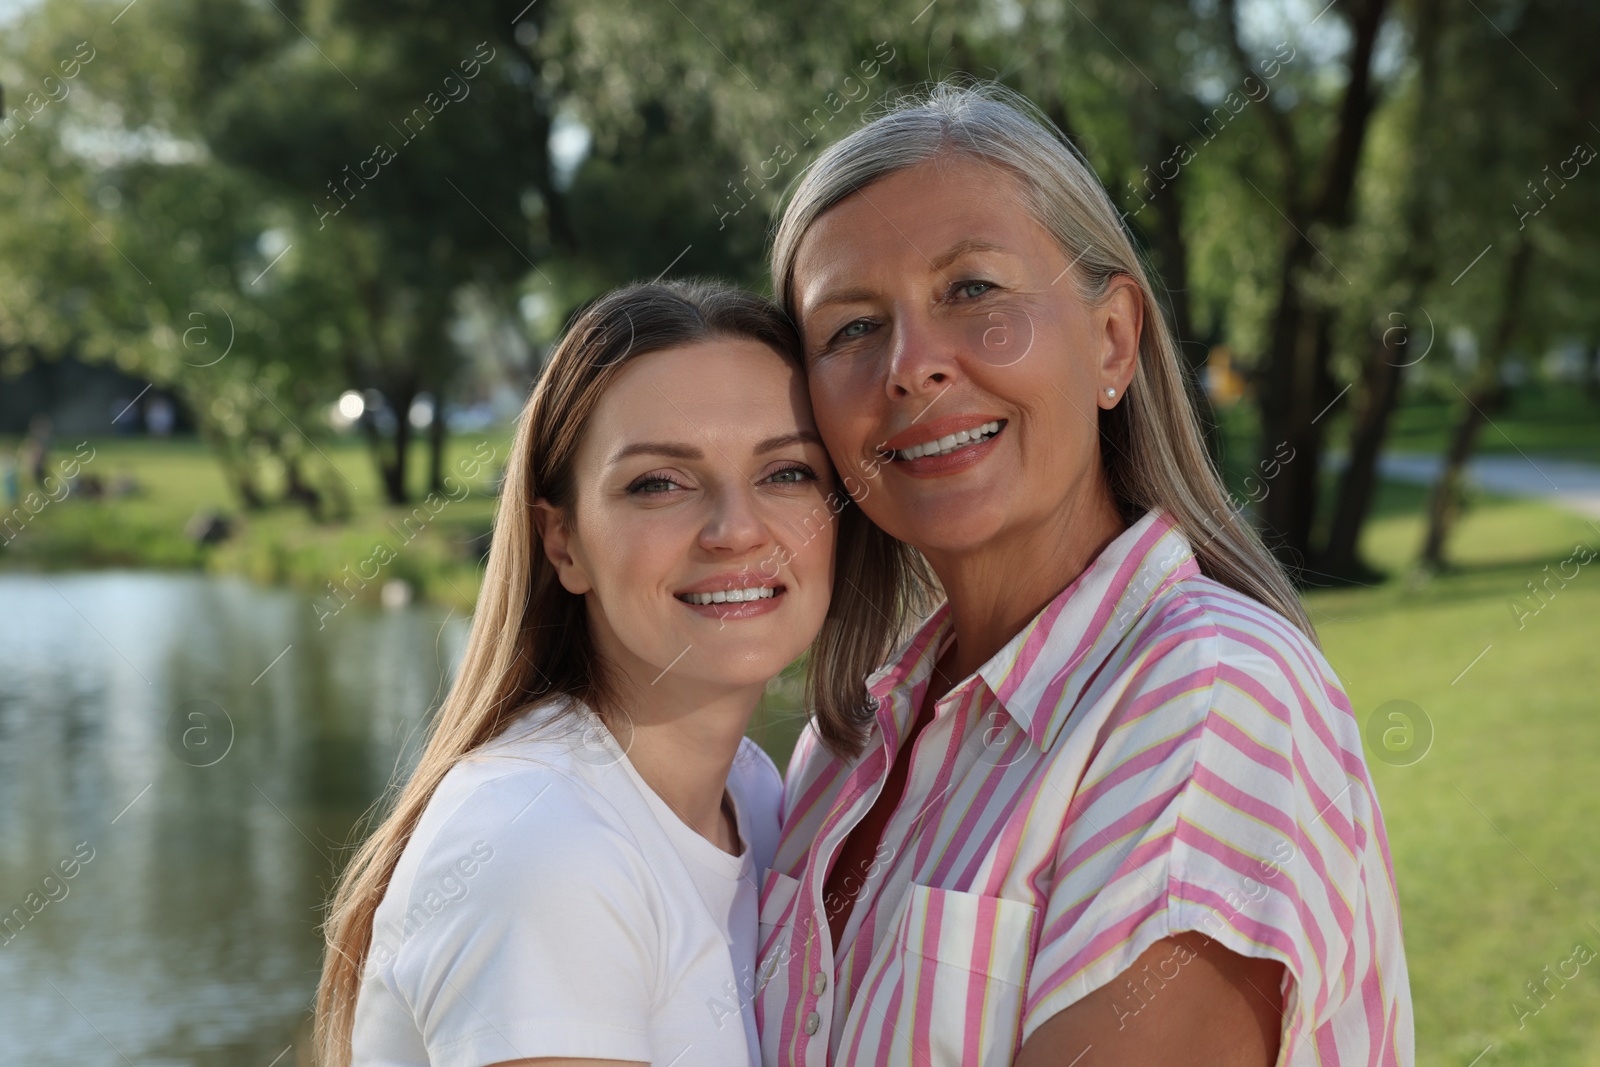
[
  {"x1": 925, "y1": 485, "x2": 1127, "y2": 683},
  {"x1": 602, "y1": 673, "x2": 762, "y2": 856}
]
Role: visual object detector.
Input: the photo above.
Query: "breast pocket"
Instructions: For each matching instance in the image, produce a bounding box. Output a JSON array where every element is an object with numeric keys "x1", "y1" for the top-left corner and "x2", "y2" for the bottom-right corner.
[{"x1": 838, "y1": 883, "x2": 1038, "y2": 1067}]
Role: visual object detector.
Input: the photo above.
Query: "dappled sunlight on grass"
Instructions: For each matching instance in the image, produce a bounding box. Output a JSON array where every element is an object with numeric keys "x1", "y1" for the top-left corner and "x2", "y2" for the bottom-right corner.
[{"x1": 1314, "y1": 494, "x2": 1600, "y2": 1064}]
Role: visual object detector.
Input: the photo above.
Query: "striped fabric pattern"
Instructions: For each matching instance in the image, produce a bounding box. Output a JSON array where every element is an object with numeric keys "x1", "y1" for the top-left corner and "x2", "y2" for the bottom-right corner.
[{"x1": 755, "y1": 510, "x2": 1413, "y2": 1066}]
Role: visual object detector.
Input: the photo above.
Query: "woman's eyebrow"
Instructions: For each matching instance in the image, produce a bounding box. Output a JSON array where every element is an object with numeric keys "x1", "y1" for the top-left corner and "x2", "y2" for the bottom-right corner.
[
  {"x1": 754, "y1": 430, "x2": 824, "y2": 455},
  {"x1": 806, "y1": 239, "x2": 1013, "y2": 314},
  {"x1": 606, "y1": 431, "x2": 820, "y2": 466},
  {"x1": 929, "y1": 238, "x2": 1010, "y2": 273},
  {"x1": 607, "y1": 441, "x2": 703, "y2": 466},
  {"x1": 808, "y1": 285, "x2": 879, "y2": 315}
]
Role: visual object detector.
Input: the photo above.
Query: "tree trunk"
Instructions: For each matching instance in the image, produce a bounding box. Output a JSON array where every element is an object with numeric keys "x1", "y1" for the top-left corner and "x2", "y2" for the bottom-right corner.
[
  {"x1": 1321, "y1": 0, "x2": 1445, "y2": 577},
  {"x1": 202, "y1": 422, "x2": 265, "y2": 510},
  {"x1": 1259, "y1": 299, "x2": 1337, "y2": 572},
  {"x1": 1147, "y1": 155, "x2": 1220, "y2": 463},
  {"x1": 428, "y1": 393, "x2": 447, "y2": 495},
  {"x1": 1254, "y1": 0, "x2": 1389, "y2": 576},
  {"x1": 500, "y1": 0, "x2": 574, "y2": 254},
  {"x1": 1419, "y1": 236, "x2": 1534, "y2": 568},
  {"x1": 284, "y1": 454, "x2": 324, "y2": 522},
  {"x1": 1418, "y1": 384, "x2": 1502, "y2": 567},
  {"x1": 360, "y1": 384, "x2": 414, "y2": 505},
  {"x1": 1323, "y1": 327, "x2": 1405, "y2": 577},
  {"x1": 384, "y1": 388, "x2": 414, "y2": 504}
]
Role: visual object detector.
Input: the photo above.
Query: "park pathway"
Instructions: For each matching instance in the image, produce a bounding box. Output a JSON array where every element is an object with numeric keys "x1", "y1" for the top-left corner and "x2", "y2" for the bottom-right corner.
[{"x1": 1379, "y1": 452, "x2": 1600, "y2": 521}]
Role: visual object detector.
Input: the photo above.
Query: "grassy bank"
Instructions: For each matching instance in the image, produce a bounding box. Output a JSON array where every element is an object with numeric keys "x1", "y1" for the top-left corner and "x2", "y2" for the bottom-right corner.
[{"x1": 0, "y1": 434, "x2": 512, "y2": 610}]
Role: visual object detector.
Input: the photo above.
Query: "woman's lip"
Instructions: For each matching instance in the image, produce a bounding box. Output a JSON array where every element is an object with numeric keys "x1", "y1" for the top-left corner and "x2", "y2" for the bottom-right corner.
[
  {"x1": 889, "y1": 424, "x2": 1003, "y2": 477},
  {"x1": 878, "y1": 414, "x2": 1007, "y2": 454},
  {"x1": 678, "y1": 588, "x2": 787, "y2": 620},
  {"x1": 674, "y1": 573, "x2": 785, "y2": 596}
]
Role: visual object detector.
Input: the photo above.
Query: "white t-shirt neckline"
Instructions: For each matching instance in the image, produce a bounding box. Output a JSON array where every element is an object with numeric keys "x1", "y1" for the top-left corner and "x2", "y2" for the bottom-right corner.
[
  {"x1": 352, "y1": 696, "x2": 783, "y2": 1067},
  {"x1": 576, "y1": 702, "x2": 753, "y2": 869}
]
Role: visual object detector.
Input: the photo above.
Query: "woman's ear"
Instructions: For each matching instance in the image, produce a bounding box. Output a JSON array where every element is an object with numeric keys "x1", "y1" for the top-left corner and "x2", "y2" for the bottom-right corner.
[
  {"x1": 533, "y1": 499, "x2": 593, "y2": 595},
  {"x1": 1097, "y1": 275, "x2": 1144, "y2": 400}
]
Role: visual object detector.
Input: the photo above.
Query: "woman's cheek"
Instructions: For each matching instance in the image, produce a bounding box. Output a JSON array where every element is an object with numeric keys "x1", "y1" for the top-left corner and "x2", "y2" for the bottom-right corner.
[
  {"x1": 808, "y1": 369, "x2": 874, "y2": 460},
  {"x1": 771, "y1": 489, "x2": 835, "y2": 560}
]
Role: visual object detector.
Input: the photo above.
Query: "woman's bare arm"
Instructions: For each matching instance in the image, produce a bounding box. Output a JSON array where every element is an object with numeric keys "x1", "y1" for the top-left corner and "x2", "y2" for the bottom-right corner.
[{"x1": 1014, "y1": 931, "x2": 1286, "y2": 1066}]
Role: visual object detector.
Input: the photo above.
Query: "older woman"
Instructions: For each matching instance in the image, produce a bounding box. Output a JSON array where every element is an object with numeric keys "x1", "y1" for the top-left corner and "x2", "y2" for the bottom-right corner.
[{"x1": 753, "y1": 85, "x2": 1413, "y2": 1066}]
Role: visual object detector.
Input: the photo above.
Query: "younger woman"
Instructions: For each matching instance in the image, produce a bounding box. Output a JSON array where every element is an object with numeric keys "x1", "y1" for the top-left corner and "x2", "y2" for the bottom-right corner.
[{"x1": 313, "y1": 281, "x2": 921, "y2": 1067}]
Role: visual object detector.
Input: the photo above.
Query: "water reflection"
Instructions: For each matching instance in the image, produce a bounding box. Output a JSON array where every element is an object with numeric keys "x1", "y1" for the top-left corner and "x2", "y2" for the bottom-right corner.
[
  {"x1": 0, "y1": 570, "x2": 809, "y2": 1065},
  {"x1": 0, "y1": 571, "x2": 466, "y2": 1066}
]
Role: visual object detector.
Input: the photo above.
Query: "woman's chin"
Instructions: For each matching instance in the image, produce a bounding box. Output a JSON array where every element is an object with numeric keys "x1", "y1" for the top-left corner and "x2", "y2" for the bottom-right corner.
[
  {"x1": 652, "y1": 640, "x2": 808, "y2": 696},
  {"x1": 890, "y1": 507, "x2": 1009, "y2": 559},
  {"x1": 683, "y1": 665, "x2": 795, "y2": 697}
]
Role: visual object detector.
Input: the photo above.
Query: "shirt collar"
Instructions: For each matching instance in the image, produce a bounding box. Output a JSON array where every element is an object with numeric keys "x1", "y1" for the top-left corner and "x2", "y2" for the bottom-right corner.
[
  {"x1": 860, "y1": 510, "x2": 1200, "y2": 754},
  {"x1": 977, "y1": 509, "x2": 1199, "y2": 750},
  {"x1": 863, "y1": 601, "x2": 953, "y2": 753}
]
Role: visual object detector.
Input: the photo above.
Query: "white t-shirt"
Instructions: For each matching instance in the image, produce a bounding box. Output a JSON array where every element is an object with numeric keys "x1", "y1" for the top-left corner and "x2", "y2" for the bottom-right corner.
[{"x1": 352, "y1": 698, "x2": 782, "y2": 1067}]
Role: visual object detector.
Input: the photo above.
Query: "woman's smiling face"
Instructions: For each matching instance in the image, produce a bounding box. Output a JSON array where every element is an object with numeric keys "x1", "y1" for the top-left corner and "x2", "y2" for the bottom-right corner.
[
  {"x1": 791, "y1": 154, "x2": 1139, "y2": 561},
  {"x1": 536, "y1": 337, "x2": 838, "y2": 696}
]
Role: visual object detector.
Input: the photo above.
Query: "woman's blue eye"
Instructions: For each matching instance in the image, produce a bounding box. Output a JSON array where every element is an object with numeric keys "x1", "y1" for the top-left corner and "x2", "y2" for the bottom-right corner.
[
  {"x1": 627, "y1": 476, "x2": 678, "y2": 494},
  {"x1": 841, "y1": 320, "x2": 871, "y2": 338},
  {"x1": 767, "y1": 465, "x2": 816, "y2": 484},
  {"x1": 958, "y1": 281, "x2": 992, "y2": 299}
]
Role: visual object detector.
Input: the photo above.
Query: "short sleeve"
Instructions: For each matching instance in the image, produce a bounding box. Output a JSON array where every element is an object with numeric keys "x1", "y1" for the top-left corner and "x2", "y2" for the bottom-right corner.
[
  {"x1": 1021, "y1": 616, "x2": 1383, "y2": 1062},
  {"x1": 384, "y1": 770, "x2": 662, "y2": 1067},
  {"x1": 1018, "y1": 664, "x2": 1209, "y2": 1042}
]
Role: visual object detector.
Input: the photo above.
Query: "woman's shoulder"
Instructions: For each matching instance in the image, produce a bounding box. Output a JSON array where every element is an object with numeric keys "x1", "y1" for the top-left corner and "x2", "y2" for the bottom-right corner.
[
  {"x1": 1133, "y1": 576, "x2": 1381, "y2": 893},
  {"x1": 368, "y1": 715, "x2": 674, "y2": 1060},
  {"x1": 1104, "y1": 575, "x2": 1366, "y2": 819},
  {"x1": 1158, "y1": 575, "x2": 1338, "y2": 681},
  {"x1": 403, "y1": 709, "x2": 652, "y2": 888},
  {"x1": 1134, "y1": 574, "x2": 1351, "y2": 733}
]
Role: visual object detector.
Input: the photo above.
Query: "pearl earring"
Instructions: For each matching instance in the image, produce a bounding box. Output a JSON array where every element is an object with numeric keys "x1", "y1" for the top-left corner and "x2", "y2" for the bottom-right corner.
[{"x1": 1104, "y1": 387, "x2": 1117, "y2": 399}]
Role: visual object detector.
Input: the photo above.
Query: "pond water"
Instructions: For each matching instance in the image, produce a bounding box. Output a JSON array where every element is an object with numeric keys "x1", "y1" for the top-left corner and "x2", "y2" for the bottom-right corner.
[
  {"x1": 0, "y1": 570, "x2": 474, "y2": 1065},
  {"x1": 0, "y1": 569, "x2": 808, "y2": 1065}
]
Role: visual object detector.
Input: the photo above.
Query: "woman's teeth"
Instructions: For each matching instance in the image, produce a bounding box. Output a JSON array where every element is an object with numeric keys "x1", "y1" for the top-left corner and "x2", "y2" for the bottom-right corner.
[
  {"x1": 681, "y1": 586, "x2": 778, "y2": 605},
  {"x1": 896, "y1": 421, "x2": 1003, "y2": 461}
]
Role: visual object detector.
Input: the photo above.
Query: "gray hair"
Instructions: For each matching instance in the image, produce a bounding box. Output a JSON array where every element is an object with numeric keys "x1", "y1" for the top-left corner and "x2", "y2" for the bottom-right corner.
[{"x1": 770, "y1": 80, "x2": 1315, "y2": 641}]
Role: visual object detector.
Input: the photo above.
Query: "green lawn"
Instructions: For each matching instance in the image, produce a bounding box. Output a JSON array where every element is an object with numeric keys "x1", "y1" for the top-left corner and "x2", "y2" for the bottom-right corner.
[
  {"x1": 7, "y1": 433, "x2": 1600, "y2": 1061},
  {"x1": 1383, "y1": 381, "x2": 1600, "y2": 466},
  {"x1": 1210, "y1": 379, "x2": 1600, "y2": 469},
  {"x1": 1309, "y1": 488, "x2": 1600, "y2": 1064},
  {"x1": 0, "y1": 433, "x2": 511, "y2": 608}
]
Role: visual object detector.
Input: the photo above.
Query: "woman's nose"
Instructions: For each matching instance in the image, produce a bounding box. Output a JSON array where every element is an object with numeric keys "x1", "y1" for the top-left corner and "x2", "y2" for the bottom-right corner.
[
  {"x1": 698, "y1": 486, "x2": 770, "y2": 556},
  {"x1": 885, "y1": 312, "x2": 959, "y2": 400}
]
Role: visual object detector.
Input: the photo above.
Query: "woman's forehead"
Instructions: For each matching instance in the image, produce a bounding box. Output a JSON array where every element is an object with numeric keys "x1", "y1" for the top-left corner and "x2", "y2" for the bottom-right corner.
[{"x1": 791, "y1": 160, "x2": 1052, "y2": 314}]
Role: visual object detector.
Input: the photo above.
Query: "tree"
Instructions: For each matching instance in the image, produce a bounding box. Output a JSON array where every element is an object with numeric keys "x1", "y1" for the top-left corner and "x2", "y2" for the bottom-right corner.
[
  {"x1": 0, "y1": 0, "x2": 353, "y2": 514},
  {"x1": 203, "y1": 0, "x2": 567, "y2": 502},
  {"x1": 1320, "y1": 0, "x2": 1445, "y2": 578}
]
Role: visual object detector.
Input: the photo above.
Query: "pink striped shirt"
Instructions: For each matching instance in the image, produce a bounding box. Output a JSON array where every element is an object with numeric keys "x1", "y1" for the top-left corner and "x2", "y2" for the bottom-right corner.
[{"x1": 755, "y1": 509, "x2": 1413, "y2": 1065}]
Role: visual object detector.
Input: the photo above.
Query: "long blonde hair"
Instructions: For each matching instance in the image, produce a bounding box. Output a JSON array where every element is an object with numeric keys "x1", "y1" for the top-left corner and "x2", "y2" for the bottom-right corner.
[
  {"x1": 313, "y1": 279, "x2": 928, "y2": 1065},
  {"x1": 770, "y1": 82, "x2": 1315, "y2": 640}
]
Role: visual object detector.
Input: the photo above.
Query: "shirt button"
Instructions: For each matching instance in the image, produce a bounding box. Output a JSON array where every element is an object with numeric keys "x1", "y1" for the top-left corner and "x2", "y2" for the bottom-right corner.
[
  {"x1": 804, "y1": 1011, "x2": 821, "y2": 1035},
  {"x1": 811, "y1": 971, "x2": 828, "y2": 995}
]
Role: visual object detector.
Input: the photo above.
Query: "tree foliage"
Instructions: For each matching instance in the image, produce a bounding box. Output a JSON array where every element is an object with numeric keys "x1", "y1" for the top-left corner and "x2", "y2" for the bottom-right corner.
[{"x1": 2, "y1": 0, "x2": 1595, "y2": 563}]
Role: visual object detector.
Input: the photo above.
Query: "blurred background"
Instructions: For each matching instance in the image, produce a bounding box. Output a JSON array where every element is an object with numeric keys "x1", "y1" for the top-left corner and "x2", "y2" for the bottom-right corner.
[{"x1": 1, "y1": 0, "x2": 1597, "y2": 1062}]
